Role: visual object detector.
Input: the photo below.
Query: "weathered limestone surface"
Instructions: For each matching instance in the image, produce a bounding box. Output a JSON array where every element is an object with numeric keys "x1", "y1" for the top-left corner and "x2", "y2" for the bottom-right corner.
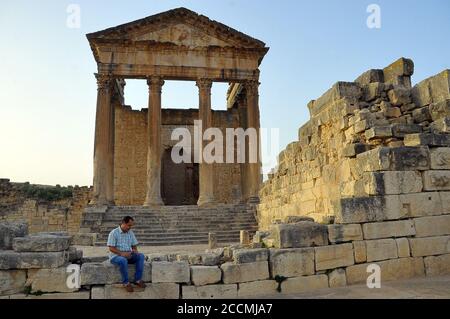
[
  {"x1": 0, "y1": 222, "x2": 28, "y2": 250},
  {"x1": 422, "y1": 171, "x2": 450, "y2": 191},
  {"x1": 364, "y1": 171, "x2": 423, "y2": 195},
  {"x1": 0, "y1": 270, "x2": 26, "y2": 295},
  {"x1": 353, "y1": 241, "x2": 367, "y2": 263},
  {"x1": 0, "y1": 251, "x2": 67, "y2": 270},
  {"x1": 12, "y1": 233, "x2": 71, "y2": 252},
  {"x1": 281, "y1": 275, "x2": 328, "y2": 294},
  {"x1": 430, "y1": 148, "x2": 450, "y2": 169},
  {"x1": 190, "y1": 266, "x2": 221, "y2": 286},
  {"x1": 182, "y1": 284, "x2": 238, "y2": 299},
  {"x1": 327, "y1": 224, "x2": 363, "y2": 243},
  {"x1": 152, "y1": 261, "x2": 190, "y2": 283},
  {"x1": 366, "y1": 239, "x2": 399, "y2": 262},
  {"x1": 362, "y1": 220, "x2": 416, "y2": 239},
  {"x1": 424, "y1": 254, "x2": 450, "y2": 276},
  {"x1": 346, "y1": 257, "x2": 425, "y2": 284},
  {"x1": 409, "y1": 236, "x2": 450, "y2": 257},
  {"x1": 92, "y1": 283, "x2": 179, "y2": 299},
  {"x1": 396, "y1": 238, "x2": 411, "y2": 258},
  {"x1": 315, "y1": 243, "x2": 354, "y2": 271},
  {"x1": 28, "y1": 267, "x2": 78, "y2": 293},
  {"x1": 328, "y1": 268, "x2": 347, "y2": 288},
  {"x1": 414, "y1": 215, "x2": 450, "y2": 237},
  {"x1": 221, "y1": 261, "x2": 269, "y2": 284},
  {"x1": 270, "y1": 222, "x2": 328, "y2": 248},
  {"x1": 233, "y1": 249, "x2": 268, "y2": 264},
  {"x1": 269, "y1": 248, "x2": 315, "y2": 278},
  {"x1": 80, "y1": 261, "x2": 152, "y2": 285}
]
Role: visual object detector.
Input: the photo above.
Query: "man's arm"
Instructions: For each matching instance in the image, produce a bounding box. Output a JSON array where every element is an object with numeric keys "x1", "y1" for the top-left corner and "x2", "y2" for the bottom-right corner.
[
  {"x1": 131, "y1": 245, "x2": 138, "y2": 253},
  {"x1": 109, "y1": 246, "x2": 131, "y2": 258}
]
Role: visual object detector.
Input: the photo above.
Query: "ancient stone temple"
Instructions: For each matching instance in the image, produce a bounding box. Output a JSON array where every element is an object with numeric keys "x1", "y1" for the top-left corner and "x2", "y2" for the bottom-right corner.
[
  {"x1": 81, "y1": 8, "x2": 268, "y2": 245},
  {"x1": 86, "y1": 7, "x2": 269, "y2": 207}
]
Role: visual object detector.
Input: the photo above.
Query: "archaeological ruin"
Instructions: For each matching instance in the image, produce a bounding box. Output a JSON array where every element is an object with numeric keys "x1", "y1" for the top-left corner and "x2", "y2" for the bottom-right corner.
[{"x1": 1, "y1": 7, "x2": 449, "y2": 299}]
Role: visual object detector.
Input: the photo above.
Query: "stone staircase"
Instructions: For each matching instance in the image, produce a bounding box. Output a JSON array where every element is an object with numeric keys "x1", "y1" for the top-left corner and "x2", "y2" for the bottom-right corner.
[{"x1": 93, "y1": 204, "x2": 258, "y2": 246}]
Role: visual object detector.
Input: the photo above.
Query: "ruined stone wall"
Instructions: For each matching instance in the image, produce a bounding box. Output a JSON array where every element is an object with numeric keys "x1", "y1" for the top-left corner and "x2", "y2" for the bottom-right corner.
[
  {"x1": 114, "y1": 106, "x2": 242, "y2": 205},
  {"x1": 258, "y1": 58, "x2": 450, "y2": 229},
  {"x1": 0, "y1": 179, "x2": 91, "y2": 234}
]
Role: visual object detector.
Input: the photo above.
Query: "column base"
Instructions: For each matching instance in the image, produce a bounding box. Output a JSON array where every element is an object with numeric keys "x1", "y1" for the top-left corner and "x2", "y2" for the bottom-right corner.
[
  {"x1": 89, "y1": 198, "x2": 114, "y2": 207},
  {"x1": 143, "y1": 197, "x2": 164, "y2": 207},
  {"x1": 197, "y1": 196, "x2": 216, "y2": 207}
]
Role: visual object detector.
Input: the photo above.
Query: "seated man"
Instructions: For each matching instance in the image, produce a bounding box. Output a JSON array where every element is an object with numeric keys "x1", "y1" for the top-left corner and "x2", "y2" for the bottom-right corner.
[{"x1": 107, "y1": 216, "x2": 146, "y2": 292}]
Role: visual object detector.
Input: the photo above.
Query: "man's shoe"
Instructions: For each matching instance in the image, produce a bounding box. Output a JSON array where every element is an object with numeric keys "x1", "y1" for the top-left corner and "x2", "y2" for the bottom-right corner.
[
  {"x1": 124, "y1": 283, "x2": 134, "y2": 292},
  {"x1": 135, "y1": 281, "x2": 147, "y2": 289}
]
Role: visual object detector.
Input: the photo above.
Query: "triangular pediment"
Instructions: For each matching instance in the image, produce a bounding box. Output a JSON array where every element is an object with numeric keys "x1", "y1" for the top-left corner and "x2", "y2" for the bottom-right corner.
[{"x1": 87, "y1": 7, "x2": 266, "y2": 49}]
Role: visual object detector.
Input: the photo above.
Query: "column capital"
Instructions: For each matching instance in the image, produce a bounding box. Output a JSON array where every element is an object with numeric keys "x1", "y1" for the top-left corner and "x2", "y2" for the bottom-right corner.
[
  {"x1": 196, "y1": 78, "x2": 213, "y2": 90},
  {"x1": 147, "y1": 76, "x2": 165, "y2": 92},
  {"x1": 244, "y1": 80, "x2": 260, "y2": 97},
  {"x1": 95, "y1": 73, "x2": 114, "y2": 90}
]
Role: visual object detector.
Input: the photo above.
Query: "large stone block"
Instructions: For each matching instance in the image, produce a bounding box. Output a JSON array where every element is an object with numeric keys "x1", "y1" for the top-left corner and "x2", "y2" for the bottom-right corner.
[
  {"x1": 355, "y1": 69, "x2": 384, "y2": 85},
  {"x1": 80, "y1": 261, "x2": 152, "y2": 285},
  {"x1": 430, "y1": 147, "x2": 450, "y2": 169},
  {"x1": 281, "y1": 275, "x2": 328, "y2": 294},
  {"x1": 182, "y1": 284, "x2": 237, "y2": 299},
  {"x1": 308, "y1": 82, "x2": 362, "y2": 116},
  {"x1": 270, "y1": 222, "x2": 328, "y2": 248},
  {"x1": 327, "y1": 224, "x2": 363, "y2": 243},
  {"x1": 366, "y1": 239, "x2": 398, "y2": 262},
  {"x1": 356, "y1": 147, "x2": 391, "y2": 172},
  {"x1": 383, "y1": 58, "x2": 414, "y2": 87},
  {"x1": 190, "y1": 266, "x2": 221, "y2": 286},
  {"x1": 422, "y1": 170, "x2": 450, "y2": 191},
  {"x1": 399, "y1": 192, "x2": 443, "y2": 218},
  {"x1": 27, "y1": 267, "x2": 77, "y2": 293},
  {"x1": 431, "y1": 117, "x2": 450, "y2": 133},
  {"x1": 396, "y1": 238, "x2": 411, "y2": 258},
  {"x1": 333, "y1": 195, "x2": 403, "y2": 224},
  {"x1": 424, "y1": 254, "x2": 450, "y2": 276},
  {"x1": 353, "y1": 241, "x2": 367, "y2": 263},
  {"x1": 364, "y1": 171, "x2": 423, "y2": 195},
  {"x1": 237, "y1": 280, "x2": 279, "y2": 297},
  {"x1": 13, "y1": 233, "x2": 71, "y2": 252},
  {"x1": 328, "y1": 268, "x2": 347, "y2": 288},
  {"x1": 151, "y1": 261, "x2": 189, "y2": 283},
  {"x1": 346, "y1": 257, "x2": 424, "y2": 285},
  {"x1": 0, "y1": 222, "x2": 28, "y2": 250},
  {"x1": 388, "y1": 87, "x2": 411, "y2": 106},
  {"x1": 233, "y1": 249, "x2": 268, "y2": 264},
  {"x1": 404, "y1": 133, "x2": 450, "y2": 147},
  {"x1": 269, "y1": 248, "x2": 314, "y2": 278},
  {"x1": 409, "y1": 236, "x2": 450, "y2": 257},
  {"x1": 362, "y1": 220, "x2": 416, "y2": 239},
  {"x1": 92, "y1": 283, "x2": 179, "y2": 299},
  {"x1": 221, "y1": 261, "x2": 269, "y2": 284},
  {"x1": 412, "y1": 69, "x2": 450, "y2": 107},
  {"x1": 0, "y1": 251, "x2": 67, "y2": 270},
  {"x1": 0, "y1": 270, "x2": 26, "y2": 296},
  {"x1": 429, "y1": 100, "x2": 450, "y2": 121},
  {"x1": 414, "y1": 215, "x2": 450, "y2": 237},
  {"x1": 389, "y1": 147, "x2": 430, "y2": 171},
  {"x1": 315, "y1": 243, "x2": 354, "y2": 271}
]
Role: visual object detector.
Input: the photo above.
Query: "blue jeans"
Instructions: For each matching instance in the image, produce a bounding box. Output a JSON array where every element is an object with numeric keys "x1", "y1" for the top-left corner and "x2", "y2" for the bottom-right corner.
[{"x1": 110, "y1": 252, "x2": 145, "y2": 284}]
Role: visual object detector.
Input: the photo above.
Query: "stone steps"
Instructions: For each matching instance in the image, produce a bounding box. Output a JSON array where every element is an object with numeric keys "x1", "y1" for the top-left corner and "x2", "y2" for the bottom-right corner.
[{"x1": 91, "y1": 204, "x2": 258, "y2": 246}]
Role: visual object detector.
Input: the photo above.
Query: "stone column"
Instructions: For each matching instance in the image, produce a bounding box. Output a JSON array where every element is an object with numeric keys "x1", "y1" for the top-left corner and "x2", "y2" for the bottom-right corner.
[
  {"x1": 90, "y1": 73, "x2": 115, "y2": 206},
  {"x1": 244, "y1": 80, "x2": 262, "y2": 203},
  {"x1": 144, "y1": 76, "x2": 164, "y2": 206},
  {"x1": 196, "y1": 78, "x2": 215, "y2": 206}
]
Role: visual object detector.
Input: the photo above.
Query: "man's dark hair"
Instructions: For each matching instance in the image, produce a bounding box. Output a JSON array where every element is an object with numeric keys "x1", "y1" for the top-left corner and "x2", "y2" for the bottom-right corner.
[{"x1": 121, "y1": 216, "x2": 134, "y2": 224}]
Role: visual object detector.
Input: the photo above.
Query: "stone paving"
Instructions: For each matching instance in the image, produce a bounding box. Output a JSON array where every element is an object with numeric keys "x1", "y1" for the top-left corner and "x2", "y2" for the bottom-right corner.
[{"x1": 258, "y1": 275, "x2": 450, "y2": 299}]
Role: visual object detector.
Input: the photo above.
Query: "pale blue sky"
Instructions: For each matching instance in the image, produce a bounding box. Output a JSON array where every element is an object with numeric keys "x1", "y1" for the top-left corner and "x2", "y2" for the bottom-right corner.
[{"x1": 0, "y1": 0, "x2": 449, "y2": 186}]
